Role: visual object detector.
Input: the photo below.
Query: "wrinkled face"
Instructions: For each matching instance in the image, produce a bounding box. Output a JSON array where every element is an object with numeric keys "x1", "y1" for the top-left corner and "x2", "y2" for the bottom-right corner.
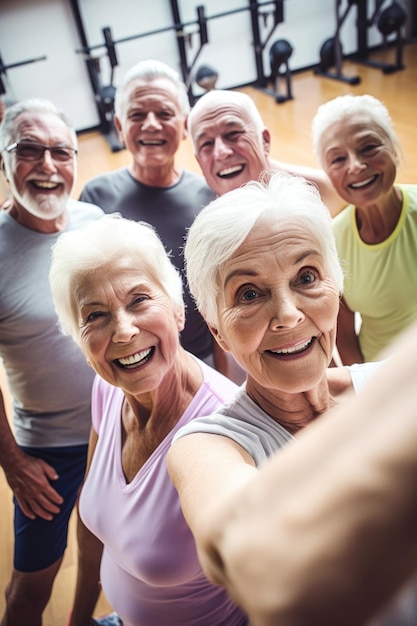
[
  {"x1": 77, "y1": 255, "x2": 184, "y2": 395},
  {"x1": 115, "y1": 77, "x2": 186, "y2": 170},
  {"x1": 211, "y1": 215, "x2": 340, "y2": 394},
  {"x1": 320, "y1": 112, "x2": 397, "y2": 207},
  {"x1": 3, "y1": 111, "x2": 76, "y2": 224},
  {"x1": 191, "y1": 101, "x2": 270, "y2": 196}
]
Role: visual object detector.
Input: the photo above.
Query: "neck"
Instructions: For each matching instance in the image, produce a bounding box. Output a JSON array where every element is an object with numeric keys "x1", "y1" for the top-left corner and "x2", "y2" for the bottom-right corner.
[
  {"x1": 355, "y1": 186, "x2": 403, "y2": 244},
  {"x1": 245, "y1": 375, "x2": 335, "y2": 435},
  {"x1": 129, "y1": 161, "x2": 182, "y2": 188},
  {"x1": 123, "y1": 349, "x2": 202, "y2": 433}
]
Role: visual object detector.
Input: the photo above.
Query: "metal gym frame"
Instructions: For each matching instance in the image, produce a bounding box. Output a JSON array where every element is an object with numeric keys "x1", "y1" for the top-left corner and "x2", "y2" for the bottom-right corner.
[{"x1": 68, "y1": 0, "x2": 288, "y2": 150}]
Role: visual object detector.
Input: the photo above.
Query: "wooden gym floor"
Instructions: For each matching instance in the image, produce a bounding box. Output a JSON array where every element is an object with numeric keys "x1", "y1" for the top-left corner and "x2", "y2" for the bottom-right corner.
[{"x1": 0, "y1": 41, "x2": 416, "y2": 625}]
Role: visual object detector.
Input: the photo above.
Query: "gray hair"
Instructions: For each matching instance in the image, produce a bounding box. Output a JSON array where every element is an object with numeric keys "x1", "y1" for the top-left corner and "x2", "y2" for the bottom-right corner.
[
  {"x1": 187, "y1": 89, "x2": 265, "y2": 150},
  {"x1": 114, "y1": 59, "x2": 190, "y2": 119},
  {"x1": 49, "y1": 214, "x2": 184, "y2": 345},
  {"x1": 0, "y1": 98, "x2": 77, "y2": 153},
  {"x1": 312, "y1": 93, "x2": 400, "y2": 166},
  {"x1": 185, "y1": 171, "x2": 344, "y2": 327}
]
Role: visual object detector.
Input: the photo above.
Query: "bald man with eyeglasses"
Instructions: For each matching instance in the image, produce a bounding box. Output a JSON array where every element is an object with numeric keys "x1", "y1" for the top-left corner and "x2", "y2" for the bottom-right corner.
[{"x1": 0, "y1": 98, "x2": 109, "y2": 626}]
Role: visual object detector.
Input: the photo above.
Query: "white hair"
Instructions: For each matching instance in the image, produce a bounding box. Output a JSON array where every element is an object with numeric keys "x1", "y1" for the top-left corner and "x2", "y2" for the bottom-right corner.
[
  {"x1": 49, "y1": 214, "x2": 184, "y2": 345},
  {"x1": 312, "y1": 93, "x2": 400, "y2": 166},
  {"x1": 185, "y1": 171, "x2": 344, "y2": 327},
  {"x1": 114, "y1": 58, "x2": 190, "y2": 119},
  {"x1": 0, "y1": 97, "x2": 77, "y2": 155}
]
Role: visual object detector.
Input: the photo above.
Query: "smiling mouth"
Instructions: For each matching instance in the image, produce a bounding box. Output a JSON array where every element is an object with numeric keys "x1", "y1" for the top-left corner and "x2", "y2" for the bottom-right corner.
[
  {"x1": 139, "y1": 139, "x2": 165, "y2": 146},
  {"x1": 116, "y1": 346, "x2": 154, "y2": 369},
  {"x1": 31, "y1": 180, "x2": 61, "y2": 190},
  {"x1": 348, "y1": 174, "x2": 378, "y2": 190},
  {"x1": 218, "y1": 164, "x2": 245, "y2": 178},
  {"x1": 267, "y1": 337, "x2": 314, "y2": 356}
]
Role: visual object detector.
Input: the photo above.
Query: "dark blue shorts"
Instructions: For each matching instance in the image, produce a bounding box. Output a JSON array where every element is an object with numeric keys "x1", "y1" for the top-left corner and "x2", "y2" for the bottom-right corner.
[{"x1": 13, "y1": 444, "x2": 88, "y2": 572}]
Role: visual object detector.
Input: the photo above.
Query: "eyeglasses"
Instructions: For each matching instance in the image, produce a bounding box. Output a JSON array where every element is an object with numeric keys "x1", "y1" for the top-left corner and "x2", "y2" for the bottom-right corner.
[{"x1": 5, "y1": 141, "x2": 77, "y2": 163}]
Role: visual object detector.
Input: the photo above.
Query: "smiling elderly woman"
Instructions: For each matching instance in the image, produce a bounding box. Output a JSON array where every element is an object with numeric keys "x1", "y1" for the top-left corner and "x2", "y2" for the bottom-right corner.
[
  {"x1": 312, "y1": 94, "x2": 417, "y2": 365},
  {"x1": 166, "y1": 172, "x2": 417, "y2": 625},
  {"x1": 48, "y1": 215, "x2": 246, "y2": 626}
]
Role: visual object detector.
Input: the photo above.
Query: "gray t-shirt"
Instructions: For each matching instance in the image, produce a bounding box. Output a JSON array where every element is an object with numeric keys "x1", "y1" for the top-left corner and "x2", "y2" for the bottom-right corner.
[
  {"x1": 173, "y1": 362, "x2": 382, "y2": 465},
  {"x1": 0, "y1": 199, "x2": 103, "y2": 447}
]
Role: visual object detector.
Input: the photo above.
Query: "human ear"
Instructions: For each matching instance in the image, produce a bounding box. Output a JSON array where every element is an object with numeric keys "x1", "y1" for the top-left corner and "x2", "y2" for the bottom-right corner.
[
  {"x1": 208, "y1": 324, "x2": 231, "y2": 353},
  {"x1": 262, "y1": 128, "x2": 271, "y2": 155},
  {"x1": 114, "y1": 115, "x2": 124, "y2": 144},
  {"x1": 176, "y1": 304, "x2": 186, "y2": 332},
  {"x1": 1, "y1": 157, "x2": 9, "y2": 182}
]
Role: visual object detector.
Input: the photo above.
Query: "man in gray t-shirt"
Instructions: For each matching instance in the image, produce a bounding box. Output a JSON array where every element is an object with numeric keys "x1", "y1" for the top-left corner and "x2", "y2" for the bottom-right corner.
[{"x1": 0, "y1": 98, "x2": 103, "y2": 625}]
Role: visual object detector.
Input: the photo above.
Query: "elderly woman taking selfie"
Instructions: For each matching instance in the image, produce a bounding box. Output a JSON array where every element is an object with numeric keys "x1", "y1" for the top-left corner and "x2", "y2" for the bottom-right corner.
[
  {"x1": 48, "y1": 215, "x2": 245, "y2": 626},
  {"x1": 167, "y1": 172, "x2": 417, "y2": 625}
]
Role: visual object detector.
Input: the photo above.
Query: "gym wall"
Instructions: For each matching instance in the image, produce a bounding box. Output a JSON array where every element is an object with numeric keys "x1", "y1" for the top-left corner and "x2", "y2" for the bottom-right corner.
[{"x1": 0, "y1": 0, "x2": 408, "y2": 132}]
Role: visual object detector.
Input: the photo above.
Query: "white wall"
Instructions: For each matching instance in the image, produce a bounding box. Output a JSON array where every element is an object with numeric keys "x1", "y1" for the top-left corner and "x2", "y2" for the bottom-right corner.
[
  {"x1": 0, "y1": 0, "x2": 99, "y2": 129},
  {"x1": 0, "y1": 0, "x2": 408, "y2": 132}
]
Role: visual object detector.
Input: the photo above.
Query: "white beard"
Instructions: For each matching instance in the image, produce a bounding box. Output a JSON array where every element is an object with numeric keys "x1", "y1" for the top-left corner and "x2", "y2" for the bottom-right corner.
[{"x1": 10, "y1": 182, "x2": 68, "y2": 221}]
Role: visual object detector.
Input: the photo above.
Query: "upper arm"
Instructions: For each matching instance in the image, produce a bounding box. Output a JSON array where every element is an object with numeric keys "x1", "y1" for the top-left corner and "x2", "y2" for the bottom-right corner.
[
  {"x1": 167, "y1": 433, "x2": 256, "y2": 567},
  {"x1": 272, "y1": 161, "x2": 346, "y2": 217}
]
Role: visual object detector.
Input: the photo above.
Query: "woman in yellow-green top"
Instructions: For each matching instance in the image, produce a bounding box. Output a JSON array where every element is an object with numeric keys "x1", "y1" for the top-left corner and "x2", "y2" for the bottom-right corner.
[{"x1": 312, "y1": 93, "x2": 417, "y2": 364}]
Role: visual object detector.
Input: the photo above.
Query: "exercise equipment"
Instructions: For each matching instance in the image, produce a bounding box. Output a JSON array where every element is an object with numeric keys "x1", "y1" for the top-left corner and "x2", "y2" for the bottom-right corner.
[
  {"x1": 0, "y1": 50, "x2": 47, "y2": 97},
  {"x1": 314, "y1": 1, "x2": 361, "y2": 84},
  {"x1": 85, "y1": 27, "x2": 123, "y2": 152},
  {"x1": 353, "y1": 0, "x2": 407, "y2": 73},
  {"x1": 315, "y1": 0, "x2": 407, "y2": 85},
  {"x1": 194, "y1": 64, "x2": 218, "y2": 91},
  {"x1": 69, "y1": 0, "x2": 293, "y2": 148},
  {"x1": 71, "y1": 2, "x2": 208, "y2": 145},
  {"x1": 250, "y1": 0, "x2": 294, "y2": 103},
  {"x1": 269, "y1": 38, "x2": 293, "y2": 103},
  {"x1": 189, "y1": 1, "x2": 292, "y2": 103}
]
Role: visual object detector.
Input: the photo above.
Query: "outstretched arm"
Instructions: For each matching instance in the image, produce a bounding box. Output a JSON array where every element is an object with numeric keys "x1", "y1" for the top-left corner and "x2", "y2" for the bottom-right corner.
[
  {"x1": 169, "y1": 321, "x2": 417, "y2": 626},
  {"x1": 272, "y1": 159, "x2": 346, "y2": 217}
]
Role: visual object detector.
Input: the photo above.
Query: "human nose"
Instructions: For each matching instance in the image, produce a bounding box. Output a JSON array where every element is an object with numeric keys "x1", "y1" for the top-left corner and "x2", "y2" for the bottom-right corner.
[
  {"x1": 142, "y1": 112, "x2": 162, "y2": 130},
  {"x1": 213, "y1": 137, "x2": 233, "y2": 160},
  {"x1": 38, "y1": 149, "x2": 58, "y2": 172},
  {"x1": 347, "y1": 151, "x2": 366, "y2": 174},
  {"x1": 269, "y1": 292, "x2": 304, "y2": 330},
  {"x1": 112, "y1": 310, "x2": 140, "y2": 343}
]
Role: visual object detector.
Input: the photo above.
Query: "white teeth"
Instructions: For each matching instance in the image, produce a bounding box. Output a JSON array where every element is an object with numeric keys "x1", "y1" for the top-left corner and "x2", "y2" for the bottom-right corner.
[
  {"x1": 33, "y1": 181, "x2": 59, "y2": 189},
  {"x1": 141, "y1": 140, "x2": 163, "y2": 145},
  {"x1": 118, "y1": 348, "x2": 152, "y2": 366},
  {"x1": 219, "y1": 165, "x2": 244, "y2": 177},
  {"x1": 350, "y1": 176, "x2": 376, "y2": 189},
  {"x1": 271, "y1": 338, "x2": 313, "y2": 355}
]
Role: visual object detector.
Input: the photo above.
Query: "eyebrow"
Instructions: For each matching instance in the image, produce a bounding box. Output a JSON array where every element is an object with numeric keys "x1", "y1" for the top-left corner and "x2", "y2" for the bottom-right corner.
[
  {"x1": 223, "y1": 249, "x2": 321, "y2": 288},
  {"x1": 195, "y1": 119, "x2": 244, "y2": 144},
  {"x1": 325, "y1": 145, "x2": 343, "y2": 154}
]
